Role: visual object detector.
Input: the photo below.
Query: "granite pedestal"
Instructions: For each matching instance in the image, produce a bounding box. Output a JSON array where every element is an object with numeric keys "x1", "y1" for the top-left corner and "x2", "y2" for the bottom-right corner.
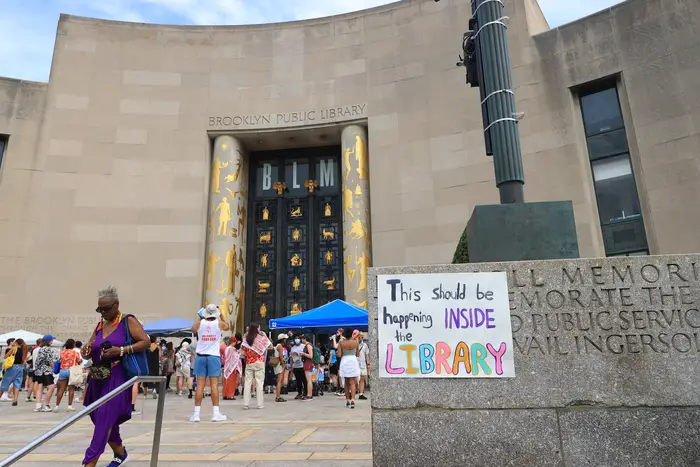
[
  {"x1": 467, "y1": 201, "x2": 579, "y2": 262},
  {"x1": 370, "y1": 255, "x2": 700, "y2": 466}
]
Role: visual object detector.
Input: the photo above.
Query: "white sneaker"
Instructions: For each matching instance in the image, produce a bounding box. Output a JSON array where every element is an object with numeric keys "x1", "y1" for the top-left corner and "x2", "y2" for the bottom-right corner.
[
  {"x1": 52, "y1": 406, "x2": 60, "y2": 413},
  {"x1": 33, "y1": 406, "x2": 42, "y2": 412},
  {"x1": 257, "y1": 406, "x2": 265, "y2": 409},
  {"x1": 189, "y1": 414, "x2": 200, "y2": 423},
  {"x1": 0, "y1": 398, "x2": 10, "y2": 403},
  {"x1": 212, "y1": 413, "x2": 227, "y2": 422},
  {"x1": 67, "y1": 406, "x2": 76, "y2": 412},
  {"x1": 151, "y1": 390, "x2": 157, "y2": 399},
  {"x1": 40, "y1": 406, "x2": 52, "y2": 412}
]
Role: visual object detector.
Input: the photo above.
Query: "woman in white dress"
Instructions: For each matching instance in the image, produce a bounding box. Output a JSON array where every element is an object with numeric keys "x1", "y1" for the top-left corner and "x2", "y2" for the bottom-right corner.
[{"x1": 337, "y1": 329, "x2": 361, "y2": 409}]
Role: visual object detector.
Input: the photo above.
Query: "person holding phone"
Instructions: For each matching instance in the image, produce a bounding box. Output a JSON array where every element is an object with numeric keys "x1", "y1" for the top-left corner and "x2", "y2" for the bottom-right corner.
[{"x1": 189, "y1": 304, "x2": 229, "y2": 422}]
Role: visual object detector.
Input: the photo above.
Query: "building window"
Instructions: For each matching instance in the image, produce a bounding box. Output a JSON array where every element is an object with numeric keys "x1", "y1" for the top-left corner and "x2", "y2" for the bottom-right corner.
[
  {"x1": 579, "y1": 83, "x2": 648, "y2": 256},
  {"x1": 0, "y1": 137, "x2": 5, "y2": 170}
]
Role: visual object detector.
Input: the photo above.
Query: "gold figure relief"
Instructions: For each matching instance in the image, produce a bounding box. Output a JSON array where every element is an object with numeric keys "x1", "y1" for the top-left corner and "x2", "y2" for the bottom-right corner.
[
  {"x1": 324, "y1": 250, "x2": 333, "y2": 265},
  {"x1": 353, "y1": 299, "x2": 368, "y2": 309},
  {"x1": 262, "y1": 207, "x2": 270, "y2": 221},
  {"x1": 215, "y1": 197, "x2": 231, "y2": 236},
  {"x1": 291, "y1": 303, "x2": 302, "y2": 315},
  {"x1": 224, "y1": 160, "x2": 241, "y2": 183},
  {"x1": 211, "y1": 158, "x2": 229, "y2": 194},
  {"x1": 343, "y1": 187, "x2": 354, "y2": 218},
  {"x1": 260, "y1": 303, "x2": 268, "y2": 318},
  {"x1": 230, "y1": 228, "x2": 238, "y2": 238},
  {"x1": 349, "y1": 219, "x2": 366, "y2": 239},
  {"x1": 290, "y1": 253, "x2": 302, "y2": 267},
  {"x1": 290, "y1": 206, "x2": 302, "y2": 218},
  {"x1": 237, "y1": 204, "x2": 247, "y2": 233},
  {"x1": 355, "y1": 135, "x2": 368, "y2": 180},
  {"x1": 225, "y1": 188, "x2": 238, "y2": 199},
  {"x1": 220, "y1": 244, "x2": 239, "y2": 294},
  {"x1": 304, "y1": 179, "x2": 318, "y2": 193},
  {"x1": 322, "y1": 228, "x2": 335, "y2": 240},
  {"x1": 273, "y1": 181, "x2": 286, "y2": 196},
  {"x1": 261, "y1": 252, "x2": 269, "y2": 269},
  {"x1": 356, "y1": 251, "x2": 370, "y2": 293},
  {"x1": 220, "y1": 297, "x2": 232, "y2": 321},
  {"x1": 206, "y1": 250, "x2": 221, "y2": 291},
  {"x1": 235, "y1": 283, "x2": 245, "y2": 326},
  {"x1": 257, "y1": 281, "x2": 270, "y2": 293},
  {"x1": 259, "y1": 231, "x2": 272, "y2": 244},
  {"x1": 292, "y1": 228, "x2": 301, "y2": 242},
  {"x1": 292, "y1": 276, "x2": 301, "y2": 292},
  {"x1": 323, "y1": 277, "x2": 336, "y2": 290},
  {"x1": 345, "y1": 255, "x2": 356, "y2": 284},
  {"x1": 324, "y1": 203, "x2": 332, "y2": 217},
  {"x1": 344, "y1": 147, "x2": 352, "y2": 180},
  {"x1": 355, "y1": 184, "x2": 363, "y2": 197}
]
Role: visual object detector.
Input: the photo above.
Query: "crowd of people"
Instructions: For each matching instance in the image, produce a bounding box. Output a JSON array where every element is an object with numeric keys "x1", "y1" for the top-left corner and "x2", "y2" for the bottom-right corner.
[{"x1": 0, "y1": 288, "x2": 371, "y2": 467}]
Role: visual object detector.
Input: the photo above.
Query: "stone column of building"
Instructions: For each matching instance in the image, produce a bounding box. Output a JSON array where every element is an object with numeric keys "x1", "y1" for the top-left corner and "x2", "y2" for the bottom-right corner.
[
  {"x1": 341, "y1": 125, "x2": 372, "y2": 309},
  {"x1": 204, "y1": 135, "x2": 249, "y2": 333}
]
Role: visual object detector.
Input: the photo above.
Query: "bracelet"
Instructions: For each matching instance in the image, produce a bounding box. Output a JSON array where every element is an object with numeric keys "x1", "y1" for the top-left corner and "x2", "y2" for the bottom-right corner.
[{"x1": 120, "y1": 346, "x2": 124, "y2": 357}]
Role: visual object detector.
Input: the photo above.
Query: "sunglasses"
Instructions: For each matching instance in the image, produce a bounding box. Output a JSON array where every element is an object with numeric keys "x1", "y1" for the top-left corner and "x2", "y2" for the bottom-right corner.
[{"x1": 95, "y1": 303, "x2": 117, "y2": 313}]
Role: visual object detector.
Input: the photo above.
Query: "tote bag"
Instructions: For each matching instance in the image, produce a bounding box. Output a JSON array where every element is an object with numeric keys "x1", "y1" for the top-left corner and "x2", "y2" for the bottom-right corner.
[
  {"x1": 122, "y1": 314, "x2": 150, "y2": 379},
  {"x1": 68, "y1": 365, "x2": 84, "y2": 386}
]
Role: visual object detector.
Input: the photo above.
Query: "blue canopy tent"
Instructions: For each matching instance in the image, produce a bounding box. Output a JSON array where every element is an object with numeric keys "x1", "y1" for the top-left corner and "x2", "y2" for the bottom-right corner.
[
  {"x1": 269, "y1": 300, "x2": 368, "y2": 332},
  {"x1": 143, "y1": 317, "x2": 195, "y2": 338}
]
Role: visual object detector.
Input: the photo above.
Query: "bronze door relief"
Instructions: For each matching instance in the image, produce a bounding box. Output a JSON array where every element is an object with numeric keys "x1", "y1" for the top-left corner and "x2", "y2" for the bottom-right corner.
[{"x1": 245, "y1": 146, "x2": 343, "y2": 326}]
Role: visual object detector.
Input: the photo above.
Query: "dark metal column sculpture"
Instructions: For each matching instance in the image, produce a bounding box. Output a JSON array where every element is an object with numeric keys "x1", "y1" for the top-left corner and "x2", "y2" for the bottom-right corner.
[{"x1": 462, "y1": 0, "x2": 525, "y2": 204}]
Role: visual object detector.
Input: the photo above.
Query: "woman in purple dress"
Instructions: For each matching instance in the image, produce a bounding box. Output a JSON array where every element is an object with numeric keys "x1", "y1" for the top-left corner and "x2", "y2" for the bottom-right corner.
[{"x1": 80, "y1": 286, "x2": 150, "y2": 467}]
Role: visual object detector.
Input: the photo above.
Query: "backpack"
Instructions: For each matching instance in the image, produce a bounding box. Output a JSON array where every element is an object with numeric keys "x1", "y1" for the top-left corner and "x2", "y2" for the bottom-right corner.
[
  {"x1": 313, "y1": 346, "x2": 321, "y2": 365},
  {"x1": 2, "y1": 348, "x2": 15, "y2": 370}
]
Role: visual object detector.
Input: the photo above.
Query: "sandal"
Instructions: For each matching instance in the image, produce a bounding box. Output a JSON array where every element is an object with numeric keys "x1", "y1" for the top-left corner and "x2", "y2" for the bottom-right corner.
[{"x1": 276, "y1": 397, "x2": 287, "y2": 402}]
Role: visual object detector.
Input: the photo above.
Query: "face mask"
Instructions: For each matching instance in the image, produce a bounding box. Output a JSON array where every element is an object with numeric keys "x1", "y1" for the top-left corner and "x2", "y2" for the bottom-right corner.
[{"x1": 294, "y1": 339, "x2": 301, "y2": 344}]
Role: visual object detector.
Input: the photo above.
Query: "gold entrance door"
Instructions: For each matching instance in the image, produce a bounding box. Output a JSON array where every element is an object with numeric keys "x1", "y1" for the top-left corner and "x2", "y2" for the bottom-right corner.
[{"x1": 245, "y1": 146, "x2": 344, "y2": 326}]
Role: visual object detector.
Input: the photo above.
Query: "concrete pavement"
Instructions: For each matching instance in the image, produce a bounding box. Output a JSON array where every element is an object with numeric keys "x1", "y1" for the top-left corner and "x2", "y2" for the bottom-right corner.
[{"x1": 0, "y1": 389, "x2": 372, "y2": 466}]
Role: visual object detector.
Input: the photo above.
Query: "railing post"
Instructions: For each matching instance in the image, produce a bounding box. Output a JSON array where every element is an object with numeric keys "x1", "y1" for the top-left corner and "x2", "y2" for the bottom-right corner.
[
  {"x1": 0, "y1": 376, "x2": 166, "y2": 467},
  {"x1": 150, "y1": 379, "x2": 167, "y2": 467}
]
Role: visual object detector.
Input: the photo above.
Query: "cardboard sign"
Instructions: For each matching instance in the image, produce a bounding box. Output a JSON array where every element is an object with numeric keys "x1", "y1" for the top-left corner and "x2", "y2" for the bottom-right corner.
[{"x1": 378, "y1": 273, "x2": 515, "y2": 378}]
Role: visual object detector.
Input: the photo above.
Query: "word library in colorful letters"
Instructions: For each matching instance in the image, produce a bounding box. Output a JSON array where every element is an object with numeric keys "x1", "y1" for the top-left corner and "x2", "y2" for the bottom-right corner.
[{"x1": 378, "y1": 272, "x2": 515, "y2": 378}]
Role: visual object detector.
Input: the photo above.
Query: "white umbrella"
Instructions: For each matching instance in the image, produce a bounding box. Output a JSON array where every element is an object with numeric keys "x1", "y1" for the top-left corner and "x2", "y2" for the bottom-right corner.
[{"x1": 0, "y1": 329, "x2": 64, "y2": 347}]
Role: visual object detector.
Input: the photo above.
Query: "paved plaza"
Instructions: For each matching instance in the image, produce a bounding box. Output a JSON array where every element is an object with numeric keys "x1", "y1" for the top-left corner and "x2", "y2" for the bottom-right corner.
[{"x1": 0, "y1": 391, "x2": 372, "y2": 466}]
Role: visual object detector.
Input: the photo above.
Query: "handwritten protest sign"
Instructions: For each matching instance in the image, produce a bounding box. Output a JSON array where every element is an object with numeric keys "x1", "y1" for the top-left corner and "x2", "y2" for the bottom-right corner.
[{"x1": 378, "y1": 272, "x2": 515, "y2": 378}]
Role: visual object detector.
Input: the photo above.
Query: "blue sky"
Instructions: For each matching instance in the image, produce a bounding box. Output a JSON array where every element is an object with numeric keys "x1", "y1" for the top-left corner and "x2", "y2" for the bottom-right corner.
[{"x1": 0, "y1": 0, "x2": 625, "y2": 82}]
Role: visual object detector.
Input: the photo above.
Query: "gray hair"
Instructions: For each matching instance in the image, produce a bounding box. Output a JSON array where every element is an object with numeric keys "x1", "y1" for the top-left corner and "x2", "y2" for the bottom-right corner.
[{"x1": 98, "y1": 286, "x2": 119, "y2": 302}]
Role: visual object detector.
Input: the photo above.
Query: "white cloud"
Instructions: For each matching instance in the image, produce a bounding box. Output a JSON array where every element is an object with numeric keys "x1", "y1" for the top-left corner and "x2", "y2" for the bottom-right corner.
[{"x1": 0, "y1": 0, "x2": 626, "y2": 82}]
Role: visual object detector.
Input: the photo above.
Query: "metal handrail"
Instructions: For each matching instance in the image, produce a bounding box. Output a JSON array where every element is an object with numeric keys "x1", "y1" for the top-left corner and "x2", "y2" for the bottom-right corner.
[{"x1": 0, "y1": 375, "x2": 167, "y2": 467}]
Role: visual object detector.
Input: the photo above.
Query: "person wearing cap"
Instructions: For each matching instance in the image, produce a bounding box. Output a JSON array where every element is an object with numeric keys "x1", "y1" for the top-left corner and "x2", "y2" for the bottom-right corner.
[
  {"x1": 32, "y1": 335, "x2": 59, "y2": 412},
  {"x1": 272, "y1": 333, "x2": 289, "y2": 403},
  {"x1": 190, "y1": 304, "x2": 229, "y2": 422}
]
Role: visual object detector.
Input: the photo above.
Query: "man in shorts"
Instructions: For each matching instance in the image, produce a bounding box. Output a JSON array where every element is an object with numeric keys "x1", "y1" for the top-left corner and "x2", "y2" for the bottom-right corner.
[{"x1": 189, "y1": 305, "x2": 229, "y2": 422}]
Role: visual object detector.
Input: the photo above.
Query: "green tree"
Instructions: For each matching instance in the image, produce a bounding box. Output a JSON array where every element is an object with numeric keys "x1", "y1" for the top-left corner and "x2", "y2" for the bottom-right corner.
[{"x1": 452, "y1": 227, "x2": 469, "y2": 264}]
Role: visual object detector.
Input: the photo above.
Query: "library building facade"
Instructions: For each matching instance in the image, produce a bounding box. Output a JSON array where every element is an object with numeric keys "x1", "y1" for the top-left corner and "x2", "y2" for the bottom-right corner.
[{"x1": 0, "y1": 0, "x2": 699, "y2": 337}]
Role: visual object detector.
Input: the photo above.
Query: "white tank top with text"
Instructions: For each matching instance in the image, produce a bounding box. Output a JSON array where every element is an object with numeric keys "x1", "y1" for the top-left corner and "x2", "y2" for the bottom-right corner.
[{"x1": 196, "y1": 319, "x2": 222, "y2": 356}]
